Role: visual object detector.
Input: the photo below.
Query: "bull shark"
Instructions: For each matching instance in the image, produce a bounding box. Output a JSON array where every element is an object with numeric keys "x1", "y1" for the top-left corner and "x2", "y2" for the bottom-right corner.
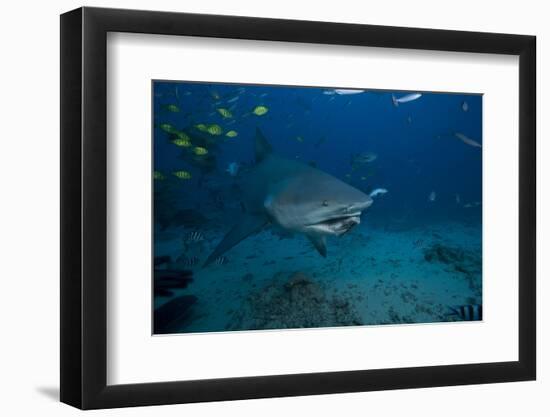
[{"x1": 203, "y1": 128, "x2": 374, "y2": 266}]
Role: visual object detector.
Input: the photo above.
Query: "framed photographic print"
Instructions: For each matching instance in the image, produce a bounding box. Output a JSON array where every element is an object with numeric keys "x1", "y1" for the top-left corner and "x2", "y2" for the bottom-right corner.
[{"x1": 60, "y1": 7, "x2": 536, "y2": 409}]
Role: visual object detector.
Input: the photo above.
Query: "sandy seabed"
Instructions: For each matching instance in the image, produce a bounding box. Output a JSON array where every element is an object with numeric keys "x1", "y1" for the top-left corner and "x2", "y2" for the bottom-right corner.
[{"x1": 154, "y1": 219, "x2": 482, "y2": 334}]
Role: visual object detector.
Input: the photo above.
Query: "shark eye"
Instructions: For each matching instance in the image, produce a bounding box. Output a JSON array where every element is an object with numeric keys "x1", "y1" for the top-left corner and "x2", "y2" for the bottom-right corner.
[{"x1": 322, "y1": 200, "x2": 329, "y2": 207}]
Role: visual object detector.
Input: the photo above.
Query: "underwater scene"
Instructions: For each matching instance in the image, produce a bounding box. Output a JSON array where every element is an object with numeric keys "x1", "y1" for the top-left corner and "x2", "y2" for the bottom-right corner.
[{"x1": 152, "y1": 81, "x2": 482, "y2": 335}]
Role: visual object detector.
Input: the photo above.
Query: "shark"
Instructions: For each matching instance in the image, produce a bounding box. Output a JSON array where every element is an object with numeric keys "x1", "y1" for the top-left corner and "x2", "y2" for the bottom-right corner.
[{"x1": 203, "y1": 128, "x2": 374, "y2": 266}]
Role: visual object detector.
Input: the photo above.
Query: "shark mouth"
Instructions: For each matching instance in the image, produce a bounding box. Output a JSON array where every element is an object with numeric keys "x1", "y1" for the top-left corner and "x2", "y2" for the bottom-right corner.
[{"x1": 308, "y1": 215, "x2": 361, "y2": 236}]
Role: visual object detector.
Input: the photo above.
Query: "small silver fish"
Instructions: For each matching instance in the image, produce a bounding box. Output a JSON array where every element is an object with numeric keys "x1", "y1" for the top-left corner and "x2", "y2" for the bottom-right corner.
[
  {"x1": 462, "y1": 101, "x2": 469, "y2": 112},
  {"x1": 454, "y1": 132, "x2": 482, "y2": 148},
  {"x1": 428, "y1": 191, "x2": 436, "y2": 202},
  {"x1": 369, "y1": 188, "x2": 388, "y2": 198},
  {"x1": 333, "y1": 89, "x2": 365, "y2": 95},
  {"x1": 392, "y1": 93, "x2": 422, "y2": 107}
]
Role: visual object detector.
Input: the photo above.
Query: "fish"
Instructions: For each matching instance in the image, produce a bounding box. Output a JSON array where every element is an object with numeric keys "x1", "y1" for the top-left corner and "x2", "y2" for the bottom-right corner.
[
  {"x1": 159, "y1": 123, "x2": 177, "y2": 134},
  {"x1": 447, "y1": 304, "x2": 482, "y2": 321},
  {"x1": 171, "y1": 137, "x2": 192, "y2": 147},
  {"x1": 195, "y1": 123, "x2": 209, "y2": 132},
  {"x1": 213, "y1": 256, "x2": 229, "y2": 266},
  {"x1": 178, "y1": 255, "x2": 199, "y2": 267},
  {"x1": 295, "y1": 136, "x2": 304, "y2": 143},
  {"x1": 175, "y1": 131, "x2": 191, "y2": 141},
  {"x1": 464, "y1": 201, "x2": 481, "y2": 208},
  {"x1": 462, "y1": 101, "x2": 469, "y2": 112},
  {"x1": 153, "y1": 170, "x2": 166, "y2": 180},
  {"x1": 454, "y1": 132, "x2": 482, "y2": 148},
  {"x1": 162, "y1": 104, "x2": 180, "y2": 112},
  {"x1": 203, "y1": 128, "x2": 373, "y2": 266},
  {"x1": 193, "y1": 146, "x2": 208, "y2": 156},
  {"x1": 226, "y1": 96, "x2": 240, "y2": 104},
  {"x1": 216, "y1": 108, "x2": 233, "y2": 118},
  {"x1": 324, "y1": 89, "x2": 364, "y2": 95},
  {"x1": 173, "y1": 170, "x2": 192, "y2": 180},
  {"x1": 206, "y1": 124, "x2": 223, "y2": 136},
  {"x1": 154, "y1": 255, "x2": 171, "y2": 267},
  {"x1": 369, "y1": 188, "x2": 388, "y2": 198},
  {"x1": 413, "y1": 239, "x2": 424, "y2": 248},
  {"x1": 225, "y1": 130, "x2": 238, "y2": 138},
  {"x1": 428, "y1": 191, "x2": 436, "y2": 202},
  {"x1": 226, "y1": 162, "x2": 240, "y2": 177},
  {"x1": 455, "y1": 194, "x2": 461, "y2": 204},
  {"x1": 184, "y1": 231, "x2": 205, "y2": 243},
  {"x1": 350, "y1": 152, "x2": 378, "y2": 168},
  {"x1": 391, "y1": 93, "x2": 422, "y2": 107},
  {"x1": 252, "y1": 105, "x2": 269, "y2": 116},
  {"x1": 154, "y1": 270, "x2": 194, "y2": 296}
]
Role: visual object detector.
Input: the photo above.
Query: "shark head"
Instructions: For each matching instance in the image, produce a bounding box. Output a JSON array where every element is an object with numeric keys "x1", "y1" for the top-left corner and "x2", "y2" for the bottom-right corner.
[{"x1": 264, "y1": 170, "x2": 373, "y2": 237}]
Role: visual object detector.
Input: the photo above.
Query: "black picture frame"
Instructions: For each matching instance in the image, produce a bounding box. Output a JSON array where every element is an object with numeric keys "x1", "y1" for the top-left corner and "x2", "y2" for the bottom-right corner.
[{"x1": 60, "y1": 6, "x2": 536, "y2": 410}]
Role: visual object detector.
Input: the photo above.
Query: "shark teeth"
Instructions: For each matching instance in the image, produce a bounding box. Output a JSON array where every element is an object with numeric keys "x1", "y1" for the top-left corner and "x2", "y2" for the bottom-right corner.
[{"x1": 308, "y1": 215, "x2": 361, "y2": 236}]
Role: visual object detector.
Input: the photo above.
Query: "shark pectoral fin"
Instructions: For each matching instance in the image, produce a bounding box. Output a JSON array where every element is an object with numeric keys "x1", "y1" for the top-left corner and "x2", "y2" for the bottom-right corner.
[
  {"x1": 203, "y1": 214, "x2": 268, "y2": 267},
  {"x1": 307, "y1": 234, "x2": 327, "y2": 257}
]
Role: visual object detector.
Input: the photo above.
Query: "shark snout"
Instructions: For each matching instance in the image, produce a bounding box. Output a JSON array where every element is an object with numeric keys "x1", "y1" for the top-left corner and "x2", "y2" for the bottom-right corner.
[{"x1": 344, "y1": 196, "x2": 373, "y2": 214}]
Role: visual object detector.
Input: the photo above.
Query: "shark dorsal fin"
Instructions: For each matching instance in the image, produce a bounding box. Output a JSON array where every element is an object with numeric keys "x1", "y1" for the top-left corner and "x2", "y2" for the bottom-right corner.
[{"x1": 255, "y1": 128, "x2": 273, "y2": 163}]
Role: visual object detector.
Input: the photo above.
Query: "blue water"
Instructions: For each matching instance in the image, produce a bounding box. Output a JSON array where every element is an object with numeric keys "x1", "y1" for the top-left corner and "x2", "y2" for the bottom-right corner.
[{"x1": 152, "y1": 81, "x2": 482, "y2": 334}]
